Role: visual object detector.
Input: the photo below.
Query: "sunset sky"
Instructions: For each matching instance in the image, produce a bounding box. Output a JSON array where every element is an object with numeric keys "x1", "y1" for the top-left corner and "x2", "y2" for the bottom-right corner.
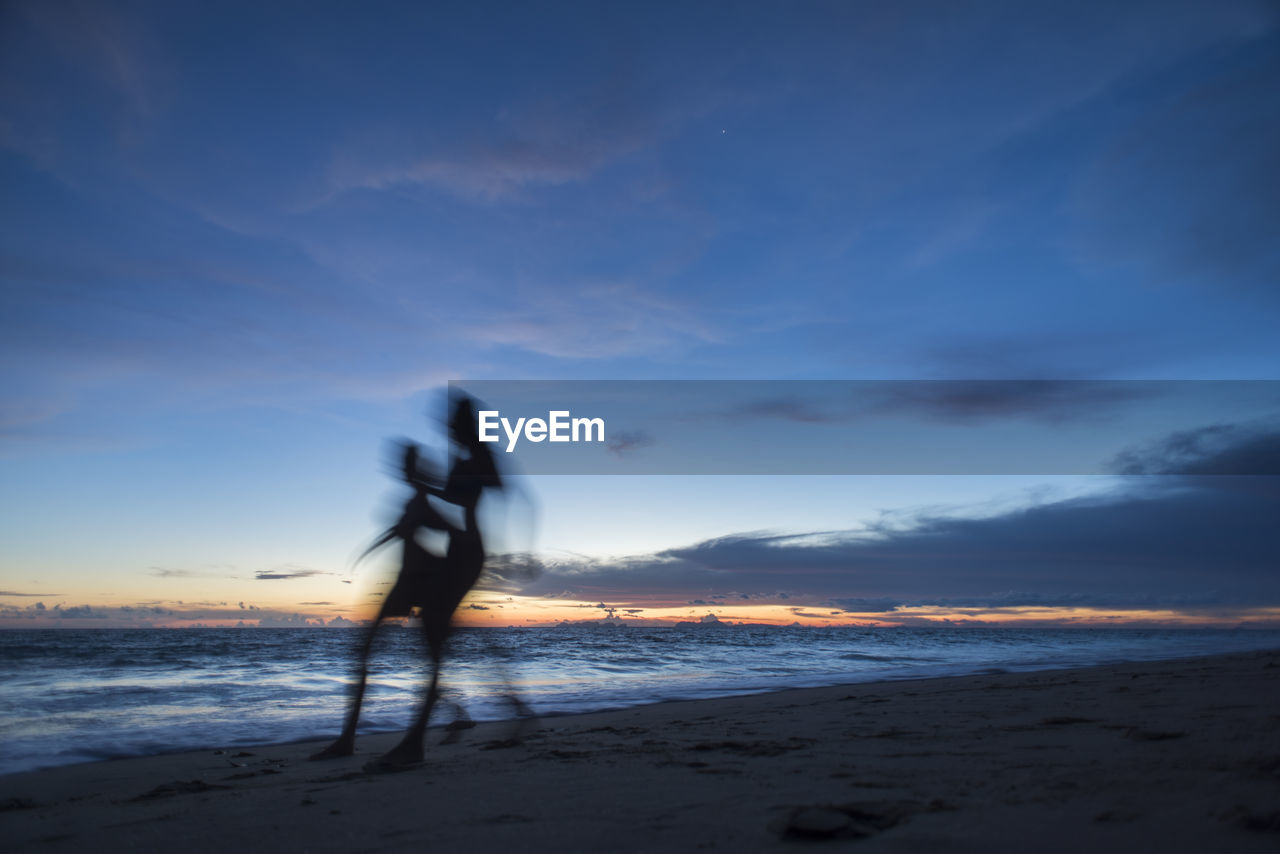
[{"x1": 2, "y1": 1, "x2": 1278, "y2": 629}]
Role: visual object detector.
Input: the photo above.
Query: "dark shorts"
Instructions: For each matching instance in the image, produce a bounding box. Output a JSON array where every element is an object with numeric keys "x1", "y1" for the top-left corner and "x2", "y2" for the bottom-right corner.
[{"x1": 381, "y1": 543, "x2": 447, "y2": 618}]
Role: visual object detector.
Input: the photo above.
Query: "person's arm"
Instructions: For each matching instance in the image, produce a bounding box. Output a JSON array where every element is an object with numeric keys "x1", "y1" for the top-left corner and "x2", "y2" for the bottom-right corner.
[{"x1": 354, "y1": 527, "x2": 397, "y2": 566}]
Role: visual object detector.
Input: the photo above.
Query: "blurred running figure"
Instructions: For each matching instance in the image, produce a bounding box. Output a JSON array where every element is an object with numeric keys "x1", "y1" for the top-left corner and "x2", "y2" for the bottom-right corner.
[{"x1": 312, "y1": 394, "x2": 508, "y2": 769}]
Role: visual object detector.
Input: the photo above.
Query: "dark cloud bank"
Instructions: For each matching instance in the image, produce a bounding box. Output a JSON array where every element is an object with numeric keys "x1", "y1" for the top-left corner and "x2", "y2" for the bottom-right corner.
[
  {"x1": 513, "y1": 423, "x2": 1280, "y2": 616},
  {"x1": 720, "y1": 380, "x2": 1158, "y2": 426}
]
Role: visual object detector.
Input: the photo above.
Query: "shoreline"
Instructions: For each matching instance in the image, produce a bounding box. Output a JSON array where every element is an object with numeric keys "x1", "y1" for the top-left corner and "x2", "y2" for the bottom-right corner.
[
  {"x1": 7, "y1": 633, "x2": 1280, "y2": 780},
  {"x1": 4, "y1": 649, "x2": 1280, "y2": 851}
]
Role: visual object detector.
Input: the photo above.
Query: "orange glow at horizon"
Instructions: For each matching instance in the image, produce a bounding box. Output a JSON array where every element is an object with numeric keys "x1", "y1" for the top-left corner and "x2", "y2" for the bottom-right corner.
[
  {"x1": 5, "y1": 590, "x2": 1280, "y2": 630},
  {"x1": 443, "y1": 596, "x2": 1280, "y2": 630}
]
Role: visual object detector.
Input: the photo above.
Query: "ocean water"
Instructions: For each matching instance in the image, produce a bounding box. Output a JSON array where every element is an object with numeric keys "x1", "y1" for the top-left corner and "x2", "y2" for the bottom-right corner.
[{"x1": 1, "y1": 625, "x2": 1276, "y2": 777}]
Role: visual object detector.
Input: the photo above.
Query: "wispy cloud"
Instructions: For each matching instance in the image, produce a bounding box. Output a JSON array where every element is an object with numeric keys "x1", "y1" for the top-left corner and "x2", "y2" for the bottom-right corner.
[
  {"x1": 704, "y1": 381, "x2": 1157, "y2": 426},
  {"x1": 1111, "y1": 421, "x2": 1280, "y2": 475},
  {"x1": 53, "y1": 604, "x2": 97, "y2": 619},
  {"x1": 254, "y1": 566, "x2": 331, "y2": 581},
  {"x1": 149, "y1": 566, "x2": 238, "y2": 579},
  {"x1": 463, "y1": 283, "x2": 719, "y2": 359},
  {"x1": 0, "y1": 599, "x2": 357, "y2": 628},
  {"x1": 1071, "y1": 52, "x2": 1280, "y2": 298},
  {"x1": 1, "y1": 0, "x2": 168, "y2": 181},
  {"x1": 322, "y1": 69, "x2": 693, "y2": 204},
  {"x1": 607, "y1": 430, "x2": 655, "y2": 456}
]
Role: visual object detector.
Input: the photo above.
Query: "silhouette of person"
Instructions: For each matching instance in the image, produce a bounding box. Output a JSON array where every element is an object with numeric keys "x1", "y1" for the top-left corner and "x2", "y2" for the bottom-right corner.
[{"x1": 312, "y1": 393, "x2": 506, "y2": 769}]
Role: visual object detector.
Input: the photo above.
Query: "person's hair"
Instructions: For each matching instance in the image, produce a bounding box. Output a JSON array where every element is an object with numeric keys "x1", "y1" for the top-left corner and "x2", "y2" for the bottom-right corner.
[
  {"x1": 450, "y1": 394, "x2": 502, "y2": 489},
  {"x1": 400, "y1": 442, "x2": 421, "y2": 484}
]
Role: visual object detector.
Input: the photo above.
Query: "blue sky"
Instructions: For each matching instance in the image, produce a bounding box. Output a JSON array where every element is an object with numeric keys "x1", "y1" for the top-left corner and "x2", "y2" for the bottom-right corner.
[{"x1": 2, "y1": 0, "x2": 1278, "y2": 627}]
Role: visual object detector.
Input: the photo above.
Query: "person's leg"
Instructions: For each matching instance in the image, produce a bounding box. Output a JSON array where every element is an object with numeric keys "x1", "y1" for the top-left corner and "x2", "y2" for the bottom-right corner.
[
  {"x1": 476, "y1": 625, "x2": 534, "y2": 743},
  {"x1": 310, "y1": 611, "x2": 385, "y2": 759},
  {"x1": 439, "y1": 690, "x2": 474, "y2": 744},
  {"x1": 365, "y1": 621, "x2": 445, "y2": 769}
]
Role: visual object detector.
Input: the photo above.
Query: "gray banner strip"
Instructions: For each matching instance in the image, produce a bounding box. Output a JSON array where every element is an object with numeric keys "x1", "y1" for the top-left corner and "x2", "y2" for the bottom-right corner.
[{"x1": 448, "y1": 380, "x2": 1280, "y2": 475}]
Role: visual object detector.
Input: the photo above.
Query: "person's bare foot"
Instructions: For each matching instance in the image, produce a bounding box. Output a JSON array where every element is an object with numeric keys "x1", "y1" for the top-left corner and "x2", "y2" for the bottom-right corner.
[
  {"x1": 505, "y1": 693, "x2": 533, "y2": 718},
  {"x1": 440, "y1": 717, "x2": 476, "y2": 745},
  {"x1": 500, "y1": 693, "x2": 534, "y2": 745},
  {"x1": 309, "y1": 736, "x2": 354, "y2": 760}
]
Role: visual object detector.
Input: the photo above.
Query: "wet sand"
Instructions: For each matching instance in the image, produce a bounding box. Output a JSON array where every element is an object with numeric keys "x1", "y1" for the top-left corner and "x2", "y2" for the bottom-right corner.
[{"x1": 4, "y1": 649, "x2": 1280, "y2": 852}]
